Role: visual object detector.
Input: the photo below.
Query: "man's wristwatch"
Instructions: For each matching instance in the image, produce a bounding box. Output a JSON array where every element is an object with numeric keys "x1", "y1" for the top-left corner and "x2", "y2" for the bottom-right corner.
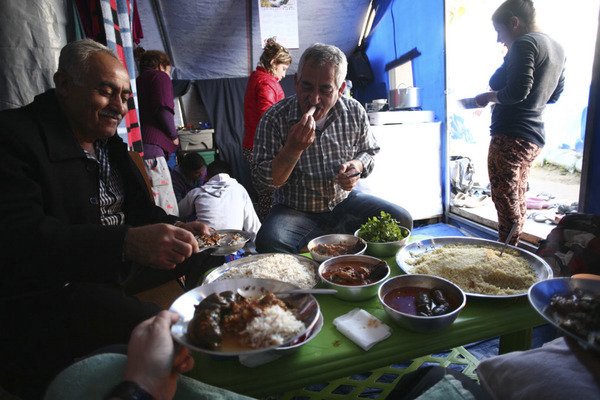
[{"x1": 105, "y1": 381, "x2": 154, "y2": 400}]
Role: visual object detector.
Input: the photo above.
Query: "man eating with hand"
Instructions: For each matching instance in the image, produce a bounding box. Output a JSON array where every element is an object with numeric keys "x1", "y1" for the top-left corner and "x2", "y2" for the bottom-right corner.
[{"x1": 253, "y1": 43, "x2": 412, "y2": 254}]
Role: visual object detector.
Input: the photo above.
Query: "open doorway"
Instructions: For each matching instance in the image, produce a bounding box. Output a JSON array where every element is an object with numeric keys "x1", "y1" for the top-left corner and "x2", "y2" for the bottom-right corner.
[{"x1": 445, "y1": 0, "x2": 599, "y2": 245}]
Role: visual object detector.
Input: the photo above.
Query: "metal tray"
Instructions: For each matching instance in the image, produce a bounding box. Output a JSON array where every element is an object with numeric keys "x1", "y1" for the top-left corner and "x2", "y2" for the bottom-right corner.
[
  {"x1": 395, "y1": 236, "x2": 553, "y2": 299},
  {"x1": 203, "y1": 253, "x2": 320, "y2": 288}
]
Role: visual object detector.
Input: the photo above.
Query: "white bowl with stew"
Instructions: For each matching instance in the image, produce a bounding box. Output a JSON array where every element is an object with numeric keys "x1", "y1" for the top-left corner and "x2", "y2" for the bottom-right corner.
[
  {"x1": 308, "y1": 234, "x2": 367, "y2": 262},
  {"x1": 318, "y1": 255, "x2": 390, "y2": 301}
]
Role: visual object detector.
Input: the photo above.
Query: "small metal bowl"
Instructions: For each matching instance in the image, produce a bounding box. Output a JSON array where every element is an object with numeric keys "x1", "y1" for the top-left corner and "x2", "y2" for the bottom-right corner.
[
  {"x1": 308, "y1": 234, "x2": 367, "y2": 262},
  {"x1": 318, "y1": 255, "x2": 390, "y2": 301},
  {"x1": 378, "y1": 274, "x2": 466, "y2": 333},
  {"x1": 354, "y1": 226, "x2": 411, "y2": 258}
]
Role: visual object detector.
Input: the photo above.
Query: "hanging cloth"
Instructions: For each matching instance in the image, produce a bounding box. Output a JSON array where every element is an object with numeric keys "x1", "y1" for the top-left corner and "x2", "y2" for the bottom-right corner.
[
  {"x1": 99, "y1": 0, "x2": 143, "y2": 153},
  {"x1": 74, "y1": 0, "x2": 106, "y2": 43}
]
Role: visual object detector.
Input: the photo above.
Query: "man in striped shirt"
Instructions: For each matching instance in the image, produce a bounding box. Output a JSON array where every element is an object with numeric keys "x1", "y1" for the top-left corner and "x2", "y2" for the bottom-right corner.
[{"x1": 253, "y1": 43, "x2": 412, "y2": 253}]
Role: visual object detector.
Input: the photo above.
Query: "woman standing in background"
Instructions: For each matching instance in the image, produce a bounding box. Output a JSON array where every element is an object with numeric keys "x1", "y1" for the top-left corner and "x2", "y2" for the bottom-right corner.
[
  {"x1": 243, "y1": 37, "x2": 291, "y2": 220},
  {"x1": 134, "y1": 47, "x2": 180, "y2": 216},
  {"x1": 475, "y1": 0, "x2": 565, "y2": 244}
]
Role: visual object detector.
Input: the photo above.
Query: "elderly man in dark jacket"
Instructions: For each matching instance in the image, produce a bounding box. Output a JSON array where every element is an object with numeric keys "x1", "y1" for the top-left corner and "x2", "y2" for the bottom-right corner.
[{"x1": 0, "y1": 39, "x2": 210, "y2": 399}]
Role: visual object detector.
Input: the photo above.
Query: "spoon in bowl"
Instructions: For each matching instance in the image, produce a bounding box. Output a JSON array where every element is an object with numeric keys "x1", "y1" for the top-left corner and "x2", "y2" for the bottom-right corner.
[
  {"x1": 237, "y1": 287, "x2": 337, "y2": 299},
  {"x1": 498, "y1": 222, "x2": 518, "y2": 257},
  {"x1": 369, "y1": 261, "x2": 390, "y2": 281}
]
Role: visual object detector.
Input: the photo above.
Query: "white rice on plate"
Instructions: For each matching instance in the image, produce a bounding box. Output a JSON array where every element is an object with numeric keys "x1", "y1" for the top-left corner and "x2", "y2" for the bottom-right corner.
[
  {"x1": 216, "y1": 254, "x2": 318, "y2": 289},
  {"x1": 242, "y1": 304, "x2": 305, "y2": 348}
]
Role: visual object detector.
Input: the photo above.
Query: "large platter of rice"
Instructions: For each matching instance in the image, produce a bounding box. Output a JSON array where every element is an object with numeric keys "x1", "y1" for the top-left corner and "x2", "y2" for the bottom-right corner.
[
  {"x1": 203, "y1": 253, "x2": 319, "y2": 289},
  {"x1": 396, "y1": 237, "x2": 553, "y2": 298}
]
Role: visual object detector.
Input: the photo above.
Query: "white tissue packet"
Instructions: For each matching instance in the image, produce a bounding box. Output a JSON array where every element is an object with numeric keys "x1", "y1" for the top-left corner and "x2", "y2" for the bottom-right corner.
[{"x1": 333, "y1": 308, "x2": 392, "y2": 351}]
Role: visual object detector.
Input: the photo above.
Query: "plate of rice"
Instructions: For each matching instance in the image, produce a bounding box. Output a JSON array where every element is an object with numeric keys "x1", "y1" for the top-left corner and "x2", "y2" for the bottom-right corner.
[
  {"x1": 170, "y1": 278, "x2": 321, "y2": 356},
  {"x1": 203, "y1": 253, "x2": 319, "y2": 289},
  {"x1": 396, "y1": 237, "x2": 553, "y2": 298}
]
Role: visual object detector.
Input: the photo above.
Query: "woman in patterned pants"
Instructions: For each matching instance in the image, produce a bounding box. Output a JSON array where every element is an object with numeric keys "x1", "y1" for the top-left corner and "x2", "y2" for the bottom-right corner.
[
  {"x1": 474, "y1": 0, "x2": 565, "y2": 244},
  {"x1": 488, "y1": 135, "x2": 541, "y2": 244}
]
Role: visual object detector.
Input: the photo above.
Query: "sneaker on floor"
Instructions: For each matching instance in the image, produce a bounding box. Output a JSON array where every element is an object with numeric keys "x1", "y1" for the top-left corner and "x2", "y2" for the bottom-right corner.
[{"x1": 464, "y1": 194, "x2": 490, "y2": 208}]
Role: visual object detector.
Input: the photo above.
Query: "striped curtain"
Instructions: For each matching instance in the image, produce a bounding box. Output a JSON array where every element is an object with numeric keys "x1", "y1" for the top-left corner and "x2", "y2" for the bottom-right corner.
[{"x1": 99, "y1": 0, "x2": 143, "y2": 153}]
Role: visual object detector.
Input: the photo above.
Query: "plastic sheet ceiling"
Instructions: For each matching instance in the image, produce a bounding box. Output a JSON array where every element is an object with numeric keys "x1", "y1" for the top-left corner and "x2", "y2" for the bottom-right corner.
[{"x1": 137, "y1": 0, "x2": 371, "y2": 80}]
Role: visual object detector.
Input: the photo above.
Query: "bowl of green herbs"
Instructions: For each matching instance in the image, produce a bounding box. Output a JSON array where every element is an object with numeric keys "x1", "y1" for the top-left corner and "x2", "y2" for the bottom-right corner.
[{"x1": 354, "y1": 211, "x2": 411, "y2": 258}]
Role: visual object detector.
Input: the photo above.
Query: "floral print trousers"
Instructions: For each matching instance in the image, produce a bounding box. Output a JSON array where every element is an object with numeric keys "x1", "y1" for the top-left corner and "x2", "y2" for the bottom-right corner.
[
  {"x1": 488, "y1": 134, "x2": 541, "y2": 245},
  {"x1": 144, "y1": 156, "x2": 179, "y2": 216}
]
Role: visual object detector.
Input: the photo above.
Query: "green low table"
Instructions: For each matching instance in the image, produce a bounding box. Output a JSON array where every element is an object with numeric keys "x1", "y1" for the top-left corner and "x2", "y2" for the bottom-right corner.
[{"x1": 186, "y1": 254, "x2": 544, "y2": 398}]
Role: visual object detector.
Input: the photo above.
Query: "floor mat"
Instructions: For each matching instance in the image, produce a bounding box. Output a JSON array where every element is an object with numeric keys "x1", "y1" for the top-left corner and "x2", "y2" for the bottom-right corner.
[
  {"x1": 412, "y1": 222, "x2": 467, "y2": 238},
  {"x1": 276, "y1": 347, "x2": 479, "y2": 400}
]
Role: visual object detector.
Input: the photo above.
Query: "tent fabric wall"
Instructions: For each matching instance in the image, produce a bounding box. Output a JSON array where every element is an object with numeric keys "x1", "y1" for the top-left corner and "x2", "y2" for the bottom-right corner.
[
  {"x1": 136, "y1": 0, "x2": 371, "y2": 80},
  {"x1": 195, "y1": 77, "x2": 254, "y2": 195},
  {"x1": 358, "y1": 0, "x2": 446, "y2": 123},
  {"x1": 0, "y1": 0, "x2": 70, "y2": 110},
  {"x1": 358, "y1": 0, "x2": 448, "y2": 210},
  {"x1": 581, "y1": 18, "x2": 600, "y2": 215}
]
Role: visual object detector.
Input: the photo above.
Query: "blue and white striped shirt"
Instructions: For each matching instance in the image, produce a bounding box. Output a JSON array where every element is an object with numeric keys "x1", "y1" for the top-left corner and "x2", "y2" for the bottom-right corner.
[{"x1": 83, "y1": 140, "x2": 125, "y2": 226}]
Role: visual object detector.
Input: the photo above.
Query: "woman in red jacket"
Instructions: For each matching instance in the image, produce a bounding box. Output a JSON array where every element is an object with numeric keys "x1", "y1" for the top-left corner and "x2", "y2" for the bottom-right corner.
[{"x1": 243, "y1": 37, "x2": 291, "y2": 220}]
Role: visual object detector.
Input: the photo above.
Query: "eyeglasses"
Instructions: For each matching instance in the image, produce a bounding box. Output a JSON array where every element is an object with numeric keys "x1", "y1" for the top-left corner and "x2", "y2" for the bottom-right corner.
[{"x1": 299, "y1": 81, "x2": 337, "y2": 97}]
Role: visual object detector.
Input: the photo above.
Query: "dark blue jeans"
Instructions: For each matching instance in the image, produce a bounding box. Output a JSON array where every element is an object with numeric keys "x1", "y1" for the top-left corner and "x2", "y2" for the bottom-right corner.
[{"x1": 255, "y1": 190, "x2": 413, "y2": 253}]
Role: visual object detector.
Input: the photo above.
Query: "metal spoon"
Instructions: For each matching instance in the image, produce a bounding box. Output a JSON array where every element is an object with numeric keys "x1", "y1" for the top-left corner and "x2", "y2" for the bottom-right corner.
[
  {"x1": 237, "y1": 287, "x2": 337, "y2": 299},
  {"x1": 498, "y1": 222, "x2": 518, "y2": 257}
]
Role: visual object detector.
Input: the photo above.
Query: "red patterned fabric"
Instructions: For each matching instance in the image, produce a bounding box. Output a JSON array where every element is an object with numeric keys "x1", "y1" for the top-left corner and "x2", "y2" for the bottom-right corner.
[
  {"x1": 101, "y1": 0, "x2": 143, "y2": 153},
  {"x1": 74, "y1": 0, "x2": 106, "y2": 43},
  {"x1": 73, "y1": 0, "x2": 143, "y2": 152},
  {"x1": 132, "y1": 0, "x2": 144, "y2": 44}
]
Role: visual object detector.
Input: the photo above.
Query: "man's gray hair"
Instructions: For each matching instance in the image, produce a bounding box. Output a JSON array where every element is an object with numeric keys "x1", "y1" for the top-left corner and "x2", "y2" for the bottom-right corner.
[
  {"x1": 57, "y1": 38, "x2": 119, "y2": 84},
  {"x1": 297, "y1": 43, "x2": 348, "y2": 88}
]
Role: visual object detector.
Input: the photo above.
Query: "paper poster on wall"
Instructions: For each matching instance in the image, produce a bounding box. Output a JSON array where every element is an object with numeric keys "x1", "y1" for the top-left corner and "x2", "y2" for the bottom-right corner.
[{"x1": 258, "y1": 0, "x2": 299, "y2": 49}]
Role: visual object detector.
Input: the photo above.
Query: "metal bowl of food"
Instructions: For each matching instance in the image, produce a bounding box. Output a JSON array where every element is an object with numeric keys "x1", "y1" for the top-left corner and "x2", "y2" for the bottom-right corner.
[
  {"x1": 528, "y1": 277, "x2": 600, "y2": 352},
  {"x1": 379, "y1": 274, "x2": 466, "y2": 333},
  {"x1": 308, "y1": 234, "x2": 367, "y2": 262},
  {"x1": 318, "y1": 255, "x2": 390, "y2": 301},
  {"x1": 354, "y1": 226, "x2": 411, "y2": 258},
  {"x1": 170, "y1": 278, "x2": 321, "y2": 356}
]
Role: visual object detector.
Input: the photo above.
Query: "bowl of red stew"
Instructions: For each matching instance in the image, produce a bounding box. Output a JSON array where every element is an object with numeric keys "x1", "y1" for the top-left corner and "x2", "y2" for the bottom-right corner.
[
  {"x1": 378, "y1": 274, "x2": 466, "y2": 333},
  {"x1": 318, "y1": 255, "x2": 390, "y2": 301},
  {"x1": 308, "y1": 234, "x2": 367, "y2": 262}
]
